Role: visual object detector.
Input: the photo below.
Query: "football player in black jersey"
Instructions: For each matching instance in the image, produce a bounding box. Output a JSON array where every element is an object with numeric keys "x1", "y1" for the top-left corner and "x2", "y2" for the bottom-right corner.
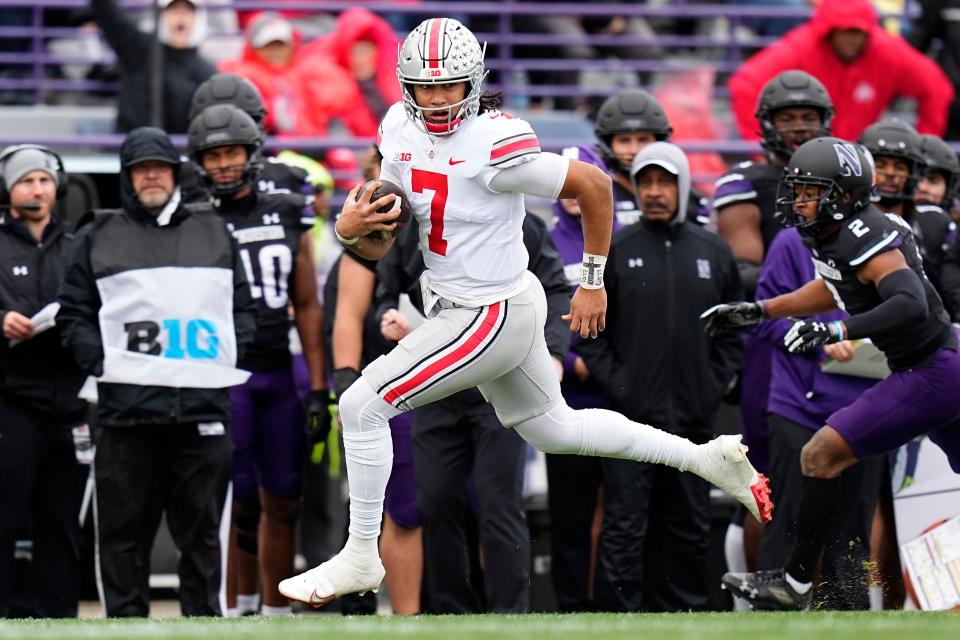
[
  {"x1": 594, "y1": 89, "x2": 709, "y2": 227},
  {"x1": 182, "y1": 73, "x2": 315, "y2": 205},
  {"x1": 859, "y1": 119, "x2": 956, "y2": 291},
  {"x1": 703, "y1": 137, "x2": 960, "y2": 610},
  {"x1": 187, "y1": 104, "x2": 331, "y2": 616},
  {"x1": 715, "y1": 70, "x2": 834, "y2": 298},
  {"x1": 714, "y1": 73, "x2": 835, "y2": 572}
]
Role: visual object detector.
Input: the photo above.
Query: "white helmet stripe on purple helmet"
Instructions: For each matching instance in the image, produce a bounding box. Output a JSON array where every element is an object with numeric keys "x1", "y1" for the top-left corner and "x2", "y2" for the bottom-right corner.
[{"x1": 397, "y1": 17, "x2": 487, "y2": 136}]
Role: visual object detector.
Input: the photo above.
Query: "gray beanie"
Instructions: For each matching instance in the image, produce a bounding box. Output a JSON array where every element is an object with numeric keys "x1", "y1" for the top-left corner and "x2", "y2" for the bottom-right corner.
[{"x1": 2, "y1": 148, "x2": 60, "y2": 189}]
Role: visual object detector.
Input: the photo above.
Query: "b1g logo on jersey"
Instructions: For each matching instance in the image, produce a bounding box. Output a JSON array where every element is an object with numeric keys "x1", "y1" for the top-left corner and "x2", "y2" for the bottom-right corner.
[
  {"x1": 124, "y1": 318, "x2": 219, "y2": 360},
  {"x1": 393, "y1": 152, "x2": 413, "y2": 162},
  {"x1": 834, "y1": 143, "x2": 863, "y2": 177}
]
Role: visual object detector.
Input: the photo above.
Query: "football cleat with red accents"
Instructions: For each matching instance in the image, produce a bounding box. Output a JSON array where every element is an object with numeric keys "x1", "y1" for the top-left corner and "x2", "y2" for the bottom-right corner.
[{"x1": 692, "y1": 435, "x2": 774, "y2": 523}]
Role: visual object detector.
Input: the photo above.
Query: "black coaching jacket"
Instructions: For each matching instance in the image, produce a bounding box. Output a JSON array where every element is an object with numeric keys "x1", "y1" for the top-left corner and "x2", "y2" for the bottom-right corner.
[
  {"x1": 0, "y1": 215, "x2": 87, "y2": 421},
  {"x1": 578, "y1": 218, "x2": 743, "y2": 437}
]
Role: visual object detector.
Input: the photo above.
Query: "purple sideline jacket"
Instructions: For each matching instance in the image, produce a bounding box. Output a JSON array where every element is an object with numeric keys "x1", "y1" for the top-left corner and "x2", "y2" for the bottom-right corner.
[{"x1": 550, "y1": 146, "x2": 621, "y2": 410}]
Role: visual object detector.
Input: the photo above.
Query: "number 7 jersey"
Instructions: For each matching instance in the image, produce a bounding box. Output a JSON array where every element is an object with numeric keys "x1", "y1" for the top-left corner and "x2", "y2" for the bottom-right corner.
[{"x1": 377, "y1": 102, "x2": 541, "y2": 307}]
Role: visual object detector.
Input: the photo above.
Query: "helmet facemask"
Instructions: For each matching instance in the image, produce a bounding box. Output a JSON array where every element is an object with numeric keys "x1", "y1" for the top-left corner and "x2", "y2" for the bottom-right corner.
[
  {"x1": 776, "y1": 175, "x2": 844, "y2": 236},
  {"x1": 758, "y1": 105, "x2": 832, "y2": 164},
  {"x1": 193, "y1": 144, "x2": 263, "y2": 197},
  {"x1": 869, "y1": 152, "x2": 923, "y2": 204},
  {"x1": 397, "y1": 18, "x2": 487, "y2": 137}
]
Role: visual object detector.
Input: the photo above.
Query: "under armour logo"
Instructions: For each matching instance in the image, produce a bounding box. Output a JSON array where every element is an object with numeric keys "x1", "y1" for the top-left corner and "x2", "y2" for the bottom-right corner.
[
  {"x1": 12, "y1": 265, "x2": 28, "y2": 276},
  {"x1": 262, "y1": 212, "x2": 280, "y2": 225},
  {"x1": 628, "y1": 258, "x2": 643, "y2": 268}
]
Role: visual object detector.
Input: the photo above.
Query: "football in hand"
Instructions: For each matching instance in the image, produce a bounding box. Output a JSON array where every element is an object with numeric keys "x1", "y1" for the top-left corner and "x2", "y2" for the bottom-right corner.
[{"x1": 356, "y1": 180, "x2": 412, "y2": 239}]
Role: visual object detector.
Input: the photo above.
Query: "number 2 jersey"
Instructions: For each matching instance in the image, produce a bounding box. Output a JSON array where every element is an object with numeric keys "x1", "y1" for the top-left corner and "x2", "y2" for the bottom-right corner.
[
  {"x1": 217, "y1": 190, "x2": 314, "y2": 370},
  {"x1": 377, "y1": 103, "x2": 542, "y2": 307},
  {"x1": 804, "y1": 204, "x2": 956, "y2": 370}
]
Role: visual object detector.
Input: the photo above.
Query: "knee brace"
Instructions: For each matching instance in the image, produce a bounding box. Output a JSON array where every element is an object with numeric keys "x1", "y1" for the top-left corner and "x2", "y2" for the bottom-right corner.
[
  {"x1": 338, "y1": 376, "x2": 402, "y2": 434},
  {"x1": 232, "y1": 502, "x2": 260, "y2": 555}
]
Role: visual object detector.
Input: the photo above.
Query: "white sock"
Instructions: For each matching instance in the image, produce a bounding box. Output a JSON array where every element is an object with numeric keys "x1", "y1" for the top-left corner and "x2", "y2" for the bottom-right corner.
[
  {"x1": 236, "y1": 593, "x2": 260, "y2": 614},
  {"x1": 344, "y1": 534, "x2": 379, "y2": 556},
  {"x1": 225, "y1": 607, "x2": 240, "y2": 618},
  {"x1": 723, "y1": 522, "x2": 751, "y2": 611},
  {"x1": 260, "y1": 604, "x2": 292, "y2": 617},
  {"x1": 339, "y1": 378, "x2": 401, "y2": 542},
  {"x1": 785, "y1": 571, "x2": 812, "y2": 594},
  {"x1": 514, "y1": 404, "x2": 697, "y2": 471}
]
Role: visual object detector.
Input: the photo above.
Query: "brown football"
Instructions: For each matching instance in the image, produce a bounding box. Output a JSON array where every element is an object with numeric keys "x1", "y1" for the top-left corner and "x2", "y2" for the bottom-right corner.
[{"x1": 356, "y1": 179, "x2": 412, "y2": 238}]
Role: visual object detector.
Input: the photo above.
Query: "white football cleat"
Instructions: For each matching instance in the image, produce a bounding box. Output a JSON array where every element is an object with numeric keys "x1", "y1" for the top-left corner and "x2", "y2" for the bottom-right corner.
[
  {"x1": 692, "y1": 435, "x2": 773, "y2": 523},
  {"x1": 278, "y1": 550, "x2": 385, "y2": 608}
]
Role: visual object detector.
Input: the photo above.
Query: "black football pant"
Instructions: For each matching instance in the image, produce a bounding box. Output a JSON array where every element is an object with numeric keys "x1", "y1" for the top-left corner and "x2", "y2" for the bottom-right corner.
[
  {"x1": 0, "y1": 395, "x2": 85, "y2": 618},
  {"x1": 94, "y1": 422, "x2": 231, "y2": 617},
  {"x1": 594, "y1": 457, "x2": 712, "y2": 612},
  {"x1": 758, "y1": 414, "x2": 882, "y2": 610},
  {"x1": 413, "y1": 399, "x2": 530, "y2": 614},
  {"x1": 545, "y1": 453, "x2": 601, "y2": 612}
]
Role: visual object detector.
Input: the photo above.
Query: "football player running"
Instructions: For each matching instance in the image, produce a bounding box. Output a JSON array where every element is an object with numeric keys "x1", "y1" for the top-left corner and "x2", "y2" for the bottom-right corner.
[
  {"x1": 279, "y1": 17, "x2": 772, "y2": 607},
  {"x1": 704, "y1": 137, "x2": 960, "y2": 610}
]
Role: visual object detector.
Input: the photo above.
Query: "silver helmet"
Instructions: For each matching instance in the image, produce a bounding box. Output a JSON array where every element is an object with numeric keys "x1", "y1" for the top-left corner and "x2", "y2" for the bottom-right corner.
[{"x1": 397, "y1": 18, "x2": 487, "y2": 136}]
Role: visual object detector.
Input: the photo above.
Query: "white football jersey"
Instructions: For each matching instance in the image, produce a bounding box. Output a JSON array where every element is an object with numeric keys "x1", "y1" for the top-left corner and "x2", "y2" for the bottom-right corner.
[{"x1": 378, "y1": 102, "x2": 541, "y2": 306}]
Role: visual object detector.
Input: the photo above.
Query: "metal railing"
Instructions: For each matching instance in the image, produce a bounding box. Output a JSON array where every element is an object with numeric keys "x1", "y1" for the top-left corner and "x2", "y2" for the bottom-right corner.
[
  {"x1": 0, "y1": 1, "x2": 818, "y2": 103},
  {"x1": 0, "y1": 0, "x2": 915, "y2": 180}
]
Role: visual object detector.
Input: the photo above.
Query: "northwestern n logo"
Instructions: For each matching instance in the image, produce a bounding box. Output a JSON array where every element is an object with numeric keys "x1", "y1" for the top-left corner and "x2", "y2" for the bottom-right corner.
[{"x1": 834, "y1": 143, "x2": 863, "y2": 177}]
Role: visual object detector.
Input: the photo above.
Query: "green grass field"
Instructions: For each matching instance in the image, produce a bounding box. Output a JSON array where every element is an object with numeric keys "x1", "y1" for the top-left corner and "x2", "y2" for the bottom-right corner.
[{"x1": 1, "y1": 611, "x2": 958, "y2": 640}]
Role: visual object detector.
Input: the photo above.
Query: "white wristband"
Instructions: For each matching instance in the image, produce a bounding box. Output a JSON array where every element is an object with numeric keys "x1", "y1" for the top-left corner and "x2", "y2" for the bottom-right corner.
[
  {"x1": 580, "y1": 253, "x2": 606, "y2": 289},
  {"x1": 335, "y1": 225, "x2": 360, "y2": 246}
]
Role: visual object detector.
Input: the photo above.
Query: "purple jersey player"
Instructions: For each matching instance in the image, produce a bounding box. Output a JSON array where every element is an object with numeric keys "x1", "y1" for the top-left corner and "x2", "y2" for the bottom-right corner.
[{"x1": 704, "y1": 137, "x2": 960, "y2": 610}]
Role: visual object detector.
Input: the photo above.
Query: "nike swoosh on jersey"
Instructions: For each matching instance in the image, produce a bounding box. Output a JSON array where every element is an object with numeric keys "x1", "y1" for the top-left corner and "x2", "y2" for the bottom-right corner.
[{"x1": 449, "y1": 158, "x2": 465, "y2": 165}]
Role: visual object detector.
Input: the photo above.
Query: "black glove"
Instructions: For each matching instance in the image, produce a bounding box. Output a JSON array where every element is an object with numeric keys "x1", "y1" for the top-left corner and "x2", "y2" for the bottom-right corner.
[
  {"x1": 700, "y1": 301, "x2": 766, "y2": 337},
  {"x1": 304, "y1": 389, "x2": 334, "y2": 446},
  {"x1": 784, "y1": 318, "x2": 844, "y2": 354},
  {"x1": 332, "y1": 367, "x2": 361, "y2": 400}
]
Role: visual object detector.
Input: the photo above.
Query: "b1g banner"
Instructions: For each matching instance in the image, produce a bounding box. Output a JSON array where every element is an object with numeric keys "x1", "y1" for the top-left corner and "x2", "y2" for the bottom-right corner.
[{"x1": 95, "y1": 265, "x2": 250, "y2": 388}]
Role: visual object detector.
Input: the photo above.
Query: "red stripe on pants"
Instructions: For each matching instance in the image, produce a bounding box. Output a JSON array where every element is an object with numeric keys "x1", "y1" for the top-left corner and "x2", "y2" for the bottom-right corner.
[{"x1": 382, "y1": 302, "x2": 502, "y2": 405}]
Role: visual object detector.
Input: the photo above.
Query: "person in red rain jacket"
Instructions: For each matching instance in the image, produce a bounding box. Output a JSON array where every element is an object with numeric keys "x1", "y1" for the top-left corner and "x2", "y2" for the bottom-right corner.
[
  {"x1": 304, "y1": 7, "x2": 401, "y2": 128},
  {"x1": 219, "y1": 12, "x2": 378, "y2": 137},
  {"x1": 728, "y1": 0, "x2": 953, "y2": 141}
]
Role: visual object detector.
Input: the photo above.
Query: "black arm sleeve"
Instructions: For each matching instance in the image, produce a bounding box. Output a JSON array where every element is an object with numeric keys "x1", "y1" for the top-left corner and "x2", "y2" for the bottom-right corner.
[
  {"x1": 736, "y1": 258, "x2": 762, "y2": 301},
  {"x1": 91, "y1": 0, "x2": 149, "y2": 68},
  {"x1": 523, "y1": 214, "x2": 571, "y2": 362},
  {"x1": 843, "y1": 268, "x2": 929, "y2": 340},
  {"x1": 230, "y1": 236, "x2": 258, "y2": 359},
  {"x1": 56, "y1": 225, "x2": 105, "y2": 376}
]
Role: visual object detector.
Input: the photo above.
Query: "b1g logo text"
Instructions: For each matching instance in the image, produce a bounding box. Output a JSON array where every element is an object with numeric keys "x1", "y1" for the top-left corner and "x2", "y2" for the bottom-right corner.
[{"x1": 124, "y1": 319, "x2": 219, "y2": 360}]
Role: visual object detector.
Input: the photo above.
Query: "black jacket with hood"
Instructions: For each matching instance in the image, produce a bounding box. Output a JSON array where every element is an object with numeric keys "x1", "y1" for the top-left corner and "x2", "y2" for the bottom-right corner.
[
  {"x1": 0, "y1": 212, "x2": 87, "y2": 422},
  {"x1": 92, "y1": 0, "x2": 215, "y2": 133},
  {"x1": 578, "y1": 142, "x2": 743, "y2": 437},
  {"x1": 57, "y1": 127, "x2": 257, "y2": 427}
]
